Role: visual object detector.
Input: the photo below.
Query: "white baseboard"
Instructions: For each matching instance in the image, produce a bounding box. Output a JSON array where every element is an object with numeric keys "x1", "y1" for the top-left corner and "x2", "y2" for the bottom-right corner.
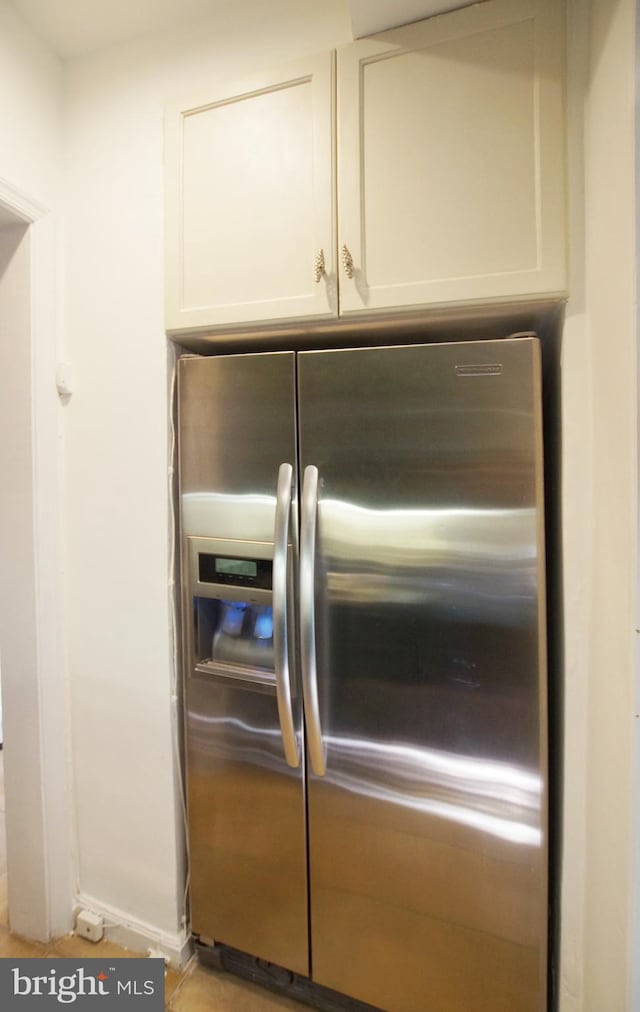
[{"x1": 74, "y1": 892, "x2": 193, "y2": 969}]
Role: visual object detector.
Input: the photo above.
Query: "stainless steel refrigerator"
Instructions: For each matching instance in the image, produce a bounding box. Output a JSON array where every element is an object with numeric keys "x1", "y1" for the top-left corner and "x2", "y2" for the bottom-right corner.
[{"x1": 178, "y1": 336, "x2": 548, "y2": 1012}]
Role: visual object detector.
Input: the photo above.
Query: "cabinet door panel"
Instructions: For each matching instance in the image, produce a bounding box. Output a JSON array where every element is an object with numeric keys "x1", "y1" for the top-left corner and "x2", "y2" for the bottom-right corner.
[
  {"x1": 337, "y1": 0, "x2": 566, "y2": 315},
  {"x1": 166, "y1": 54, "x2": 336, "y2": 333}
]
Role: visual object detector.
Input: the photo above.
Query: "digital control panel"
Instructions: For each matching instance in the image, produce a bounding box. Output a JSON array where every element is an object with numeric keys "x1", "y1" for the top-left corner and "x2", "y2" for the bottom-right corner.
[{"x1": 198, "y1": 553, "x2": 272, "y2": 590}]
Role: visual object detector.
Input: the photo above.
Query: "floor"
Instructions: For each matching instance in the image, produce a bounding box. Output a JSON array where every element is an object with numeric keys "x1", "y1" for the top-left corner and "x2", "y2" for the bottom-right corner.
[
  {"x1": 0, "y1": 752, "x2": 307, "y2": 1010},
  {"x1": 0, "y1": 884, "x2": 309, "y2": 1009}
]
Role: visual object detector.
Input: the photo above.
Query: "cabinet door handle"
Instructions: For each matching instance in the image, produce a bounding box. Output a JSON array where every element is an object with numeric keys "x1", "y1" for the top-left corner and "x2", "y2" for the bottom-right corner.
[
  {"x1": 341, "y1": 245, "x2": 354, "y2": 279},
  {"x1": 314, "y1": 249, "x2": 325, "y2": 283}
]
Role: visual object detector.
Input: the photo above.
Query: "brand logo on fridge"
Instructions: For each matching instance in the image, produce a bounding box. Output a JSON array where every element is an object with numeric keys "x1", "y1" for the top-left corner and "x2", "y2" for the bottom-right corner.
[
  {"x1": 455, "y1": 363, "x2": 503, "y2": 376},
  {"x1": 11, "y1": 966, "x2": 157, "y2": 1004}
]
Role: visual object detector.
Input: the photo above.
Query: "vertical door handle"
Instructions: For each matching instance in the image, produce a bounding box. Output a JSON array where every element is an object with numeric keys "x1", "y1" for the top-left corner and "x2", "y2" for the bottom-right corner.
[
  {"x1": 300, "y1": 465, "x2": 326, "y2": 776},
  {"x1": 273, "y1": 462, "x2": 300, "y2": 768}
]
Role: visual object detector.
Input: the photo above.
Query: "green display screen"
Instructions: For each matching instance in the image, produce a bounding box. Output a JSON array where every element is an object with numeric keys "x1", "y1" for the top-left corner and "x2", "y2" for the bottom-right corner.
[{"x1": 215, "y1": 558, "x2": 258, "y2": 578}]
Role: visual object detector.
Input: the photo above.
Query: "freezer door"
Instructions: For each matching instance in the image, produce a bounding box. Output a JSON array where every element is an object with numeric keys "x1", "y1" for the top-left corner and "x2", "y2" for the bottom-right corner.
[
  {"x1": 178, "y1": 352, "x2": 308, "y2": 975},
  {"x1": 298, "y1": 338, "x2": 547, "y2": 1012}
]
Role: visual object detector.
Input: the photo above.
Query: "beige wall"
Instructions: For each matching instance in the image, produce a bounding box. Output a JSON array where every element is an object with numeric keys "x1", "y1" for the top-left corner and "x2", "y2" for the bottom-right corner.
[
  {"x1": 560, "y1": 0, "x2": 637, "y2": 1008},
  {"x1": 582, "y1": 0, "x2": 636, "y2": 1006}
]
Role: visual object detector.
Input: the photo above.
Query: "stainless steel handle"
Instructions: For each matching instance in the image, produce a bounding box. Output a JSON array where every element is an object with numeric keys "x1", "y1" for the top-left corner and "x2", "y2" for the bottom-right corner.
[
  {"x1": 300, "y1": 464, "x2": 326, "y2": 776},
  {"x1": 341, "y1": 245, "x2": 354, "y2": 279},
  {"x1": 314, "y1": 248, "x2": 325, "y2": 283},
  {"x1": 273, "y1": 462, "x2": 300, "y2": 768}
]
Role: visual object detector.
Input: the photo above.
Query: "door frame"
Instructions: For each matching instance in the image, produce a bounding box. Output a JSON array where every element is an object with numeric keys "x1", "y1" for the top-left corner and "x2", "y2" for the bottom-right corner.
[{"x1": 0, "y1": 174, "x2": 73, "y2": 940}]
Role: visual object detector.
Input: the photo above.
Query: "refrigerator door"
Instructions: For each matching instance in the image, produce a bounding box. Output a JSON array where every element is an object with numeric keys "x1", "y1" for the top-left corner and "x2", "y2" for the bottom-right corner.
[
  {"x1": 178, "y1": 352, "x2": 309, "y2": 975},
  {"x1": 298, "y1": 338, "x2": 547, "y2": 1012}
]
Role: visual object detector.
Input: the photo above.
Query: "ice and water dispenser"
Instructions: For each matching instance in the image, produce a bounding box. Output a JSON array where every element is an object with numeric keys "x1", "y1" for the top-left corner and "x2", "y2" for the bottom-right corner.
[{"x1": 186, "y1": 537, "x2": 277, "y2": 687}]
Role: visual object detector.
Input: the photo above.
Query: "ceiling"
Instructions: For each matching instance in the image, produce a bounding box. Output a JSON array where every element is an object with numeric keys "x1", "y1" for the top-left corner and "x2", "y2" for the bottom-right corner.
[
  {"x1": 6, "y1": 0, "x2": 481, "y2": 59},
  {"x1": 347, "y1": 0, "x2": 480, "y2": 38},
  {"x1": 5, "y1": 0, "x2": 222, "y2": 58}
]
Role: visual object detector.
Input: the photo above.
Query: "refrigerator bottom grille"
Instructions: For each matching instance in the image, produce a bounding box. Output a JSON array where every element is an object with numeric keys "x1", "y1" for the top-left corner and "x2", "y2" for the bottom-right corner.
[{"x1": 195, "y1": 940, "x2": 382, "y2": 1012}]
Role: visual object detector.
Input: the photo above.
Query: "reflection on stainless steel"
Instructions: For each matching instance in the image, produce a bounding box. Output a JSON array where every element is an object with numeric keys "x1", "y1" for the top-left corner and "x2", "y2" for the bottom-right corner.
[
  {"x1": 182, "y1": 491, "x2": 276, "y2": 540},
  {"x1": 187, "y1": 709, "x2": 291, "y2": 770},
  {"x1": 178, "y1": 351, "x2": 297, "y2": 541},
  {"x1": 189, "y1": 707, "x2": 540, "y2": 845},
  {"x1": 321, "y1": 734, "x2": 541, "y2": 846},
  {"x1": 320, "y1": 498, "x2": 538, "y2": 615},
  {"x1": 185, "y1": 678, "x2": 307, "y2": 975}
]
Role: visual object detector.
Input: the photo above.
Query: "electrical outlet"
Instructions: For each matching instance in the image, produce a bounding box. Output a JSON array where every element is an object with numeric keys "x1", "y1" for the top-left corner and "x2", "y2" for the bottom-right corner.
[
  {"x1": 147, "y1": 948, "x2": 167, "y2": 962},
  {"x1": 75, "y1": 909, "x2": 104, "y2": 943}
]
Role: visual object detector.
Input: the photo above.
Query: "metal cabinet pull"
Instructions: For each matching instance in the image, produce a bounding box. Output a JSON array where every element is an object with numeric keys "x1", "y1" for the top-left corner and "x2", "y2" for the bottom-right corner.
[
  {"x1": 314, "y1": 249, "x2": 325, "y2": 283},
  {"x1": 341, "y1": 245, "x2": 354, "y2": 279},
  {"x1": 273, "y1": 462, "x2": 300, "y2": 768},
  {"x1": 300, "y1": 464, "x2": 326, "y2": 777}
]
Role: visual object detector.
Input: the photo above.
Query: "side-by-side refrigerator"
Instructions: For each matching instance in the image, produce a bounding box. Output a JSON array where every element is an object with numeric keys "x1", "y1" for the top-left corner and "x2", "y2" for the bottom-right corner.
[{"x1": 177, "y1": 337, "x2": 548, "y2": 1012}]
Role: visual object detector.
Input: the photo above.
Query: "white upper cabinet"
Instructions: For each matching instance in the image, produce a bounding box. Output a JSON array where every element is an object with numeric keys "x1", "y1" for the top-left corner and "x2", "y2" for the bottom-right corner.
[
  {"x1": 165, "y1": 0, "x2": 566, "y2": 333},
  {"x1": 337, "y1": 0, "x2": 566, "y2": 314},
  {"x1": 165, "y1": 54, "x2": 336, "y2": 333}
]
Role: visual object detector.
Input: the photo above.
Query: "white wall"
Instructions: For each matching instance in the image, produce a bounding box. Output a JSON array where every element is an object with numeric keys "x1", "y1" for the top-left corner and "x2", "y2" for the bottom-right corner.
[
  {"x1": 634, "y1": 1, "x2": 640, "y2": 1004},
  {"x1": 0, "y1": 1, "x2": 71, "y2": 941},
  {"x1": 0, "y1": 2, "x2": 61, "y2": 208},
  {"x1": 558, "y1": 4, "x2": 592, "y2": 1003},
  {"x1": 62, "y1": 0, "x2": 352, "y2": 956},
  {"x1": 581, "y1": 0, "x2": 637, "y2": 1006},
  {"x1": 560, "y1": 0, "x2": 637, "y2": 1008}
]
